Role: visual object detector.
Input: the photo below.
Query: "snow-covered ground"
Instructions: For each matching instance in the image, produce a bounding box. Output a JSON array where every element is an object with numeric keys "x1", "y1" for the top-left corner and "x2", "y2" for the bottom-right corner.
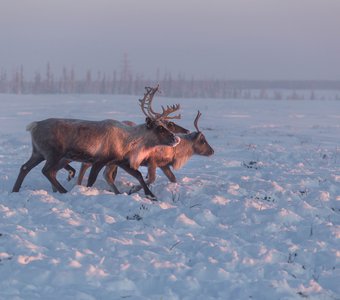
[{"x1": 0, "y1": 94, "x2": 339, "y2": 300}]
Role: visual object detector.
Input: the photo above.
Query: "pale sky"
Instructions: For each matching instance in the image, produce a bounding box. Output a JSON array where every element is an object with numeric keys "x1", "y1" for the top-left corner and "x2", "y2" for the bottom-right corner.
[{"x1": 1, "y1": 0, "x2": 340, "y2": 80}]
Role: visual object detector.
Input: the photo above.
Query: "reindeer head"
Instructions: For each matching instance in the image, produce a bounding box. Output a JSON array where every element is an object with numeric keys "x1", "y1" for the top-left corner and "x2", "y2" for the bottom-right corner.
[
  {"x1": 191, "y1": 111, "x2": 214, "y2": 156},
  {"x1": 163, "y1": 120, "x2": 189, "y2": 134},
  {"x1": 140, "y1": 85, "x2": 181, "y2": 147},
  {"x1": 139, "y1": 85, "x2": 189, "y2": 134}
]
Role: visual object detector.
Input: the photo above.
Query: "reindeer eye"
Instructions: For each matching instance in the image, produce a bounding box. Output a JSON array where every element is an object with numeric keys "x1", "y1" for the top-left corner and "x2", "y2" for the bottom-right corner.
[{"x1": 157, "y1": 125, "x2": 164, "y2": 132}]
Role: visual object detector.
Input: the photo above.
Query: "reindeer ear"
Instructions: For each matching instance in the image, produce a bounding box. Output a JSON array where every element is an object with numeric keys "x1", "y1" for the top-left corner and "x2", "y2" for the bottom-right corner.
[
  {"x1": 194, "y1": 132, "x2": 203, "y2": 140},
  {"x1": 188, "y1": 132, "x2": 200, "y2": 140},
  {"x1": 145, "y1": 117, "x2": 153, "y2": 129}
]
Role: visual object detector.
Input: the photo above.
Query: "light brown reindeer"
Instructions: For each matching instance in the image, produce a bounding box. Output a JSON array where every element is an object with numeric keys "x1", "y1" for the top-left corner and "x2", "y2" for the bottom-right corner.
[
  {"x1": 102, "y1": 110, "x2": 214, "y2": 194},
  {"x1": 12, "y1": 86, "x2": 181, "y2": 200}
]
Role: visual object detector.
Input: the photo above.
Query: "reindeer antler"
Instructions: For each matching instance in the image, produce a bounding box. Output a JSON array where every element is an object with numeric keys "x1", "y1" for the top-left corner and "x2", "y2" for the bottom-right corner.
[
  {"x1": 139, "y1": 84, "x2": 181, "y2": 120},
  {"x1": 139, "y1": 85, "x2": 160, "y2": 119},
  {"x1": 193, "y1": 110, "x2": 202, "y2": 132},
  {"x1": 147, "y1": 87, "x2": 160, "y2": 116},
  {"x1": 158, "y1": 104, "x2": 181, "y2": 120}
]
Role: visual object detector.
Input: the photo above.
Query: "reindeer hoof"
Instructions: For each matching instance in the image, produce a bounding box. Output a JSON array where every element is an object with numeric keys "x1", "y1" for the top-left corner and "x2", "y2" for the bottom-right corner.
[
  {"x1": 146, "y1": 194, "x2": 157, "y2": 201},
  {"x1": 67, "y1": 170, "x2": 76, "y2": 181},
  {"x1": 58, "y1": 187, "x2": 68, "y2": 193},
  {"x1": 111, "y1": 189, "x2": 121, "y2": 195}
]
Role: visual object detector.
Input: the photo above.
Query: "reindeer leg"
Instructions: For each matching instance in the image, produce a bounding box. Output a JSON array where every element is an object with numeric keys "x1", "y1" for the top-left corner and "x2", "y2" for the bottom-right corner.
[
  {"x1": 128, "y1": 184, "x2": 143, "y2": 194},
  {"x1": 41, "y1": 157, "x2": 68, "y2": 193},
  {"x1": 103, "y1": 164, "x2": 120, "y2": 194},
  {"x1": 111, "y1": 165, "x2": 118, "y2": 182},
  {"x1": 160, "y1": 166, "x2": 177, "y2": 183},
  {"x1": 87, "y1": 162, "x2": 106, "y2": 187},
  {"x1": 77, "y1": 163, "x2": 91, "y2": 185},
  {"x1": 12, "y1": 152, "x2": 44, "y2": 192},
  {"x1": 55, "y1": 159, "x2": 75, "y2": 182},
  {"x1": 119, "y1": 163, "x2": 157, "y2": 201},
  {"x1": 146, "y1": 160, "x2": 157, "y2": 184},
  {"x1": 129, "y1": 161, "x2": 157, "y2": 195},
  {"x1": 64, "y1": 164, "x2": 76, "y2": 181}
]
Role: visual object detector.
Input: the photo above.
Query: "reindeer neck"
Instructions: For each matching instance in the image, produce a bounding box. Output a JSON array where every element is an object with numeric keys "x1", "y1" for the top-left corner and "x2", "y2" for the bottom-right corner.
[
  {"x1": 172, "y1": 136, "x2": 195, "y2": 170},
  {"x1": 125, "y1": 124, "x2": 154, "y2": 169},
  {"x1": 127, "y1": 123, "x2": 146, "y2": 138}
]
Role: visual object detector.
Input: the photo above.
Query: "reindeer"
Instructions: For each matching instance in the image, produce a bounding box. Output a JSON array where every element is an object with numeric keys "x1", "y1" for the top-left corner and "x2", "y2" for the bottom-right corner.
[
  {"x1": 102, "y1": 110, "x2": 214, "y2": 194},
  {"x1": 74, "y1": 90, "x2": 189, "y2": 187},
  {"x1": 11, "y1": 86, "x2": 181, "y2": 200}
]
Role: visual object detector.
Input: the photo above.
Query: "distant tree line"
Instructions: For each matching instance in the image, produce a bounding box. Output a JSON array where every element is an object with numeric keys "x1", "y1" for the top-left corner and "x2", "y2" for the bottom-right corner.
[{"x1": 1, "y1": 63, "x2": 340, "y2": 100}]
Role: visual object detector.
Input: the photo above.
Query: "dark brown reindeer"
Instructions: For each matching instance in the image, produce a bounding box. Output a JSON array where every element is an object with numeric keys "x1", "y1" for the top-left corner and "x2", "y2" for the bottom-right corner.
[
  {"x1": 12, "y1": 86, "x2": 181, "y2": 200},
  {"x1": 75, "y1": 88, "x2": 189, "y2": 187},
  {"x1": 103, "y1": 110, "x2": 214, "y2": 194}
]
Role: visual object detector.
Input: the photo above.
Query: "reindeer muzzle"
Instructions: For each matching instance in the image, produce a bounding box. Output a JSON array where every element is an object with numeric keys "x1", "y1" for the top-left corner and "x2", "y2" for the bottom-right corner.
[{"x1": 208, "y1": 148, "x2": 215, "y2": 156}]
